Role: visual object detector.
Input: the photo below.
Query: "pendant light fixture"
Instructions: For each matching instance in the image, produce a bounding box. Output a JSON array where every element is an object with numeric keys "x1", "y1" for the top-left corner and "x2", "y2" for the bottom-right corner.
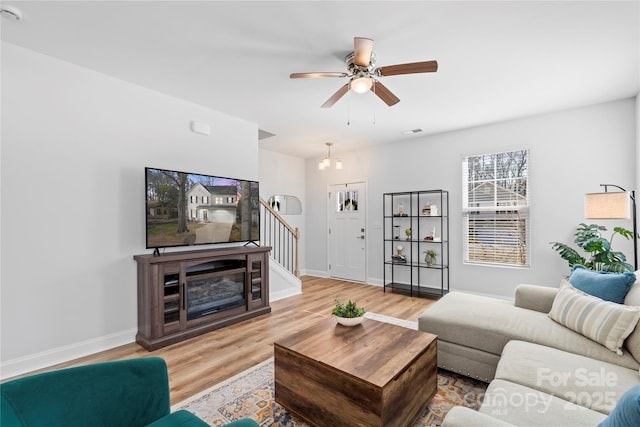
[{"x1": 318, "y1": 142, "x2": 343, "y2": 171}]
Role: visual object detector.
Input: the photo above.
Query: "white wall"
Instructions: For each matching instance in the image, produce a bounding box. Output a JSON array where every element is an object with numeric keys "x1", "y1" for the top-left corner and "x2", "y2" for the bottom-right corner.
[
  {"x1": 0, "y1": 43, "x2": 260, "y2": 378},
  {"x1": 305, "y1": 98, "x2": 637, "y2": 298},
  {"x1": 258, "y1": 149, "x2": 306, "y2": 274}
]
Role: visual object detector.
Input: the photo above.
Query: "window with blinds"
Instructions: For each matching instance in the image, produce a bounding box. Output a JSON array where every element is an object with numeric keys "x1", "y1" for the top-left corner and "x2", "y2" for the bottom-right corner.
[{"x1": 462, "y1": 149, "x2": 530, "y2": 267}]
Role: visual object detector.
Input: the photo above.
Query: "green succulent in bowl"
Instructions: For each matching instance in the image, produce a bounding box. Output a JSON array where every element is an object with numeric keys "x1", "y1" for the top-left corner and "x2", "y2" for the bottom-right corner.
[{"x1": 331, "y1": 297, "x2": 366, "y2": 318}]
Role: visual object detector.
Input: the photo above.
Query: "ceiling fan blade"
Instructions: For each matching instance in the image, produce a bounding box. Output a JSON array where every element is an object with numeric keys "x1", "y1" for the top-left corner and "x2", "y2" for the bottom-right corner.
[
  {"x1": 290, "y1": 72, "x2": 348, "y2": 78},
  {"x1": 371, "y1": 80, "x2": 400, "y2": 106},
  {"x1": 377, "y1": 60, "x2": 438, "y2": 76},
  {"x1": 321, "y1": 84, "x2": 350, "y2": 108},
  {"x1": 354, "y1": 37, "x2": 374, "y2": 67}
]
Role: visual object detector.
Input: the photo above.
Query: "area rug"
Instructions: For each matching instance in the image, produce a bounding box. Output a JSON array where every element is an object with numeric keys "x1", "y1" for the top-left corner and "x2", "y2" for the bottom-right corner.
[{"x1": 174, "y1": 313, "x2": 487, "y2": 426}]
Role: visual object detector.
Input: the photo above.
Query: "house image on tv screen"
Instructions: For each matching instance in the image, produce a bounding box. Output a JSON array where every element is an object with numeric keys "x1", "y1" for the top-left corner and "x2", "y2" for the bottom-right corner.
[
  {"x1": 187, "y1": 183, "x2": 237, "y2": 223},
  {"x1": 145, "y1": 167, "x2": 259, "y2": 248}
]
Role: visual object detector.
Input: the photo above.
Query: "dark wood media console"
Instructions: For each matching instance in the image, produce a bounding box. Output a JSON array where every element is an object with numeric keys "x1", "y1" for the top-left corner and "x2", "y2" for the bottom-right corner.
[{"x1": 134, "y1": 246, "x2": 271, "y2": 350}]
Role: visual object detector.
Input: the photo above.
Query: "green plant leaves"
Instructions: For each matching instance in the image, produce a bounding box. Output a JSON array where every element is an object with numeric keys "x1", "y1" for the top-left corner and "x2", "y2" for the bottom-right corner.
[
  {"x1": 550, "y1": 223, "x2": 635, "y2": 273},
  {"x1": 613, "y1": 226, "x2": 635, "y2": 240},
  {"x1": 581, "y1": 237, "x2": 610, "y2": 254},
  {"x1": 549, "y1": 242, "x2": 586, "y2": 266},
  {"x1": 331, "y1": 297, "x2": 366, "y2": 318}
]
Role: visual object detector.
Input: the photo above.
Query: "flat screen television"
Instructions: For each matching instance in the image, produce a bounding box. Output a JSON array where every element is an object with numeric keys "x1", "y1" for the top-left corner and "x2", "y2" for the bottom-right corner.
[{"x1": 145, "y1": 167, "x2": 260, "y2": 250}]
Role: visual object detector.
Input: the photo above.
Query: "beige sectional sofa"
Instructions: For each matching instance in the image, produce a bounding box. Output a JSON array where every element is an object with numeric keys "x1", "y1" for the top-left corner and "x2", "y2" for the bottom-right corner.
[{"x1": 418, "y1": 279, "x2": 640, "y2": 426}]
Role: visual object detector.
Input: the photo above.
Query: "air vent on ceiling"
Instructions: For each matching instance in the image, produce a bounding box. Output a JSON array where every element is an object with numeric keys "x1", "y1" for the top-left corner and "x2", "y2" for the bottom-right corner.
[{"x1": 401, "y1": 128, "x2": 423, "y2": 135}]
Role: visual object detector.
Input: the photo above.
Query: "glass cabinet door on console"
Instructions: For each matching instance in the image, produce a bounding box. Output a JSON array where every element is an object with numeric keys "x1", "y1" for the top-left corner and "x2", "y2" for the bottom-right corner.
[
  {"x1": 248, "y1": 253, "x2": 267, "y2": 309},
  {"x1": 160, "y1": 264, "x2": 183, "y2": 335}
]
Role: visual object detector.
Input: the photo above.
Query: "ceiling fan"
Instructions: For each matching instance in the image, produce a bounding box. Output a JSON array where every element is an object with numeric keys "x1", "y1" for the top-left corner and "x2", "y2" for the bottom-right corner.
[{"x1": 290, "y1": 37, "x2": 438, "y2": 108}]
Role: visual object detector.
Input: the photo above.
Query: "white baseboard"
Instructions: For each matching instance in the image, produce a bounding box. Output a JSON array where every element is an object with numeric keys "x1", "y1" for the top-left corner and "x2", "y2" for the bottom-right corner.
[
  {"x1": 367, "y1": 277, "x2": 383, "y2": 286},
  {"x1": 303, "y1": 269, "x2": 328, "y2": 277},
  {"x1": 270, "y1": 287, "x2": 302, "y2": 302},
  {"x1": 1, "y1": 328, "x2": 137, "y2": 380},
  {"x1": 304, "y1": 271, "x2": 385, "y2": 289}
]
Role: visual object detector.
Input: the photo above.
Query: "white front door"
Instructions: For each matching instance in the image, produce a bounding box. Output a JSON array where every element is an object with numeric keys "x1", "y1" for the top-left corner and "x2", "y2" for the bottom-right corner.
[{"x1": 328, "y1": 182, "x2": 366, "y2": 282}]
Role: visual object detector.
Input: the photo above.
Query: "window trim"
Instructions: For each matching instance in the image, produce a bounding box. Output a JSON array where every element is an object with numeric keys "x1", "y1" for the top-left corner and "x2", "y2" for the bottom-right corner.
[{"x1": 462, "y1": 149, "x2": 530, "y2": 268}]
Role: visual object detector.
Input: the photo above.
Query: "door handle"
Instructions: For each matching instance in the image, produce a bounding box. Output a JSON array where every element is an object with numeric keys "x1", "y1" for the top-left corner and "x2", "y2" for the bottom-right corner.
[{"x1": 356, "y1": 235, "x2": 365, "y2": 239}]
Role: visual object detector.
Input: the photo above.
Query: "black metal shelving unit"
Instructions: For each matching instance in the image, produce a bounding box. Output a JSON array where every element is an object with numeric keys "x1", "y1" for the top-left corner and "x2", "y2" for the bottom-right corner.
[{"x1": 383, "y1": 190, "x2": 449, "y2": 297}]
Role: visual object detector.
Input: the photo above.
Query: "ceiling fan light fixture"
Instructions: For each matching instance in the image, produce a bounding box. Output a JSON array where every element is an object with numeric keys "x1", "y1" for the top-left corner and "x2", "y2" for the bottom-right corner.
[
  {"x1": 350, "y1": 76, "x2": 373, "y2": 94},
  {"x1": 335, "y1": 159, "x2": 343, "y2": 170}
]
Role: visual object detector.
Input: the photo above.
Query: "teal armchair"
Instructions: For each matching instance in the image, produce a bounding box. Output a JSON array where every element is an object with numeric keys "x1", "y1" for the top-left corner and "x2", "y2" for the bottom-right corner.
[{"x1": 1, "y1": 357, "x2": 258, "y2": 427}]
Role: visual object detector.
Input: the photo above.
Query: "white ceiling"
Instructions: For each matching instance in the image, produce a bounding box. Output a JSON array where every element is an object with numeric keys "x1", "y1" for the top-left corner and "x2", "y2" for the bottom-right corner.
[{"x1": 2, "y1": 1, "x2": 639, "y2": 160}]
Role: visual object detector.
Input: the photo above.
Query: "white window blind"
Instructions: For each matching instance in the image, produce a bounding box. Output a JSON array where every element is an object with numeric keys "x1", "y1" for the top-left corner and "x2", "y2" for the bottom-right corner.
[{"x1": 462, "y1": 149, "x2": 530, "y2": 267}]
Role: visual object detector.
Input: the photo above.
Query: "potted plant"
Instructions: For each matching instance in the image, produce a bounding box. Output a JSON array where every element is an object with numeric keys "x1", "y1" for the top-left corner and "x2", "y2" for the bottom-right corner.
[
  {"x1": 550, "y1": 223, "x2": 635, "y2": 273},
  {"x1": 424, "y1": 249, "x2": 438, "y2": 266},
  {"x1": 331, "y1": 297, "x2": 366, "y2": 326}
]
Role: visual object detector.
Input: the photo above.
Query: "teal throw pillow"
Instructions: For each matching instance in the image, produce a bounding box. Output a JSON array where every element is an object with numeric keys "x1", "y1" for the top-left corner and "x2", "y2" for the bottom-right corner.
[
  {"x1": 598, "y1": 385, "x2": 640, "y2": 427},
  {"x1": 568, "y1": 265, "x2": 636, "y2": 304}
]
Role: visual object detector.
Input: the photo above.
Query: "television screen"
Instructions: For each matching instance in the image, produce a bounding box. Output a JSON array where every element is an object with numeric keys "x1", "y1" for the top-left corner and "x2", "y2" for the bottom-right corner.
[{"x1": 145, "y1": 167, "x2": 260, "y2": 249}]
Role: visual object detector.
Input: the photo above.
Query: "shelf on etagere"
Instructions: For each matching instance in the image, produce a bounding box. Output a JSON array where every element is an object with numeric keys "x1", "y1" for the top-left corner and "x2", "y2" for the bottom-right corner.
[
  {"x1": 384, "y1": 282, "x2": 449, "y2": 297},
  {"x1": 383, "y1": 238, "x2": 448, "y2": 244}
]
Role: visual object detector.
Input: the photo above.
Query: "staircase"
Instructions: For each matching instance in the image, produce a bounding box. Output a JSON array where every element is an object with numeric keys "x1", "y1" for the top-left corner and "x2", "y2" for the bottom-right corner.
[{"x1": 259, "y1": 197, "x2": 302, "y2": 301}]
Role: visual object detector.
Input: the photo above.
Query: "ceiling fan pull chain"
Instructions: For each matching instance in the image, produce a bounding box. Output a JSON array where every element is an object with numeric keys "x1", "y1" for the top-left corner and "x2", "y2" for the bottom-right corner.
[
  {"x1": 373, "y1": 100, "x2": 376, "y2": 125},
  {"x1": 347, "y1": 89, "x2": 351, "y2": 126},
  {"x1": 372, "y1": 81, "x2": 376, "y2": 125}
]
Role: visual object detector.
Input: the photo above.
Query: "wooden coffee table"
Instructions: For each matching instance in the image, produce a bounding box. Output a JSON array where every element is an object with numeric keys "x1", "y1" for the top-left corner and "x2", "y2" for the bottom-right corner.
[{"x1": 274, "y1": 317, "x2": 437, "y2": 427}]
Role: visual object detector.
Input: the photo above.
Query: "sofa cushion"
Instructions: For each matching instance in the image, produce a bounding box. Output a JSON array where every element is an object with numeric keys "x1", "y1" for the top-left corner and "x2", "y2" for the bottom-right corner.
[
  {"x1": 569, "y1": 265, "x2": 636, "y2": 304},
  {"x1": 598, "y1": 385, "x2": 640, "y2": 427},
  {"x1": 514, "y1": 284, "x2": 559, "y2": 313},
  {"x1": 624, "y1": 276, "x2": 640, "y2": 363},
  {"x1": 624, "y1": 275, "x2": 640, "y2": 306},
  {"x1": 549, "y1": 284, "x2": 640, "y2": 355},
  {"x1": 496, "y1": 340, "x2": 640, "y2": 415},
  {"x1": 479, "y1": 379, "x2": 607, "y2": 427},
  {"x1": 419, "y1": 291, "x2": 640, "y2": 371},
  {"x1": 442, "y1": 406, "x2": 515, "y2": 427}
]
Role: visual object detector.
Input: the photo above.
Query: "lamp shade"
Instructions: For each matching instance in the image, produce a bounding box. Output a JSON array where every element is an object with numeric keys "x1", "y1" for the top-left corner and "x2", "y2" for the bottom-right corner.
[{"x1": 584, "y1": 192, "x2": 630, "y2": 219}]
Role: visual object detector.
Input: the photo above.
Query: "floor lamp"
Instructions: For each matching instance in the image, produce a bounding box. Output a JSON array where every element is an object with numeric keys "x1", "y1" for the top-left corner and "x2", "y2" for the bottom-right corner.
[{"x1": 584, "y1": 184, "x2": 637, "y2": 270}]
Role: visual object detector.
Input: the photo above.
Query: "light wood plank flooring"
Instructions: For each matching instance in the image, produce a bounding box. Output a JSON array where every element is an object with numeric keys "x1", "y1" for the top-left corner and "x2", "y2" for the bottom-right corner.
[{"x1": 18, "y1": 276, "x2": 438, "y2": 405}]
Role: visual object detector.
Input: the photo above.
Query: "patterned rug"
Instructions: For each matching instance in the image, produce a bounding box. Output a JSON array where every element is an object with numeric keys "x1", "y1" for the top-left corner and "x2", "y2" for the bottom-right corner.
[{"x1": 174, "y1": 313, "x2": 488, "y2": 426}]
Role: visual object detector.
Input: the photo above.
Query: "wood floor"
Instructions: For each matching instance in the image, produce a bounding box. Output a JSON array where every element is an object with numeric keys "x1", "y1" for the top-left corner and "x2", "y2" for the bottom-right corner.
[{"x1": 24, "y1": 276, "x2": 438, "y2": 405}]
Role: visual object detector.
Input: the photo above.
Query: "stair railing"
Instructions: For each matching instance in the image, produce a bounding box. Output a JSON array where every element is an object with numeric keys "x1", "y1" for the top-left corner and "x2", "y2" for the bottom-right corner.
[{"x1": 259, "y1": 197, "x2": 300, "y2": 277}]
